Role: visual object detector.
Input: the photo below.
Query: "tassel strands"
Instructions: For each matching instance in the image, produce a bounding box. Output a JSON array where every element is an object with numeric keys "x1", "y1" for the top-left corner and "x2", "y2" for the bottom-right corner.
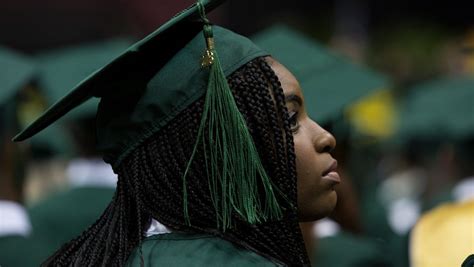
[{"x1": 182, "y1": 0, "x2": 283, "y2": 231}]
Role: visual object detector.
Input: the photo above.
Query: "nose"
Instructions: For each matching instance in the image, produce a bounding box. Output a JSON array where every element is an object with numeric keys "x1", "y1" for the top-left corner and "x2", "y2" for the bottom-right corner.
[{"x1": 313, "y1": 123, "x2": 336, "y2": 154}]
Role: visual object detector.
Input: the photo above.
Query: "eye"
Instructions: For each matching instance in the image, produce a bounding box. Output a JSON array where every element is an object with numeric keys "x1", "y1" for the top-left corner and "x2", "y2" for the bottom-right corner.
[{"x1": 288, "y1": 111, "x2": 299, "y2": 133}]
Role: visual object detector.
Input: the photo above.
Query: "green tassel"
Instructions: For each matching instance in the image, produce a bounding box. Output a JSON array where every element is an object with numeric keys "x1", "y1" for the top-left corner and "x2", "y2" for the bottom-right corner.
[{"x1": 182, "y1": 1, "x2": 283, "y2": 230}]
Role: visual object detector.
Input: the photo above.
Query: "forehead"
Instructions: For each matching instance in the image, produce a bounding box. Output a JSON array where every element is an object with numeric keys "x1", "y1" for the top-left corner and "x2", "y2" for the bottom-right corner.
[{"x1": 266, "y1": 57, "x2": 303, "y2": 99}]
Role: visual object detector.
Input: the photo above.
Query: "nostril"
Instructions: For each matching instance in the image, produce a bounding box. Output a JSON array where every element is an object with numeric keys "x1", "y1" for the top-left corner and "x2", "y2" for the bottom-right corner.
[
  {"x1": 316, "y1": 132, "x2": 336, "y2": 153},
  {"x1": 313, "y1": 126, "x2": 336, "y2": 153}
]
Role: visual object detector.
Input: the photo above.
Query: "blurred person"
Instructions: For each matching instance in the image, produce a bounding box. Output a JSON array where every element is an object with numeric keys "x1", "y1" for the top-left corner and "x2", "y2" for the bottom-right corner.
[
  {"x1": 410, "y1": 138, "x2": 474, "y2": 267},
  {"x1": 372, "y1": 141, "x2": 430, "y2": 267},
  {"x1": 25, "y1": 38, "x2": 133, "y2": 260},
  {"x1": 15, "y1": 0, "x2": 342, "y2": 265},
  {"x1": 0, "y1": 46, "x2": 47, "y2": 267},
  {"x1": 396, "y1": 76, "x2": 474, "y2": 211},
  {"x1": 377, "y1": 141, "x2": 428, "y2": 236},
  {"x1": 253, "y1": 25, "x2": 391, "y2": 266},
  {"x1": 27, "y1": 116, "x2": 117, "y2": 260},
  {"x1": 393, "y1": 76, "x2": 474, "y2": 267}
]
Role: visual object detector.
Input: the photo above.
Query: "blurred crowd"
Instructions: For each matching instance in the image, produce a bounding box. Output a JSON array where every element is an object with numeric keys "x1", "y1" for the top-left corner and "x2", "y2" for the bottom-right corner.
[{"x1": 1, "y1": 1, "x2": 473, "y2": 266}]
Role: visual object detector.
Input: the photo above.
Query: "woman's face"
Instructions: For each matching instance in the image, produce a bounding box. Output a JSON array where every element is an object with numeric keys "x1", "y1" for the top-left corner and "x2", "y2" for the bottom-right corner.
[{"x1": 267, "y1": 58, "x2": 339, "y2": 222}]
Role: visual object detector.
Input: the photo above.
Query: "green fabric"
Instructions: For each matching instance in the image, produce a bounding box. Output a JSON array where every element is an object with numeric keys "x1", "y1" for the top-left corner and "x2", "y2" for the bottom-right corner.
[
  {"x1": 0, "y1": 47, "x2": 36, "y2": 106},
  {"x1": 360, "y1": 184, "x2": 395, "y2": 242},
  {"x1": 28, "y1": 187, "x2": 114, "y2": 258},
  {"x1": 422, "y1": 188, "x2": 454, "y2": 212},
  {"x1": 313, "y1": 232, "x2": 389, "y2": 267},
  {"x1": 126, "y1": 233, "x2": 278, "y2": 266},
  {"x1": 35, "y1": 38, "x2": 134, "y2": 120},
  {"x1": 252, "y1": 25, "x2": 388, "y2": 124},
  {"x1": 398, "y1": 76, "x2": 474, "y2": 139},
  {"x1": 0, "y1": 235, "x2": 49, "y2": 267}
]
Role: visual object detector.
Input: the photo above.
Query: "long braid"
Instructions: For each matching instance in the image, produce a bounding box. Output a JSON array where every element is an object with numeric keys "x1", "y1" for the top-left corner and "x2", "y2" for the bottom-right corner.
[{"x1": 42, "y1": 57, "x2": 309, "y2": 266}]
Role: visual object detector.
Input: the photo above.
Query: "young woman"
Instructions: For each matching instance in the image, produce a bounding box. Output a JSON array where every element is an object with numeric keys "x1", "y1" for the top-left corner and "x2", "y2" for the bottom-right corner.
[{"x1": 15, "y1": 1, "x2": 339, "y2": 266}]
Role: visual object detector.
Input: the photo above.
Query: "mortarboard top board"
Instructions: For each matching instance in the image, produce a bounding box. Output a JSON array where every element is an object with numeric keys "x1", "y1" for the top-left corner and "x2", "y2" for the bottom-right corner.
[
  {"x1": 398, "y1": 76, "x2": 474, "y2": 139},
  {"x1": 35, "y1": 38, "x2": 135, "y2": 121},
  {"x1": 252, "y1": 25, "x2": 389, "y2": 124}
]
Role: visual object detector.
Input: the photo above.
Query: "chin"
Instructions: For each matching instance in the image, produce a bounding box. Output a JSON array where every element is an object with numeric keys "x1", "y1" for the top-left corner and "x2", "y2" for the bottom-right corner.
[{"x1": 298, "y1": 190, "x2": 338, "y2": 222}]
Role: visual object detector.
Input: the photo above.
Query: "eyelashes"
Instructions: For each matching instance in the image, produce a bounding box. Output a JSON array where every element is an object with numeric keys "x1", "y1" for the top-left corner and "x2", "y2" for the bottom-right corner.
[{"x1": 288, "y1": 111, "x2": 300, "y2": 133}]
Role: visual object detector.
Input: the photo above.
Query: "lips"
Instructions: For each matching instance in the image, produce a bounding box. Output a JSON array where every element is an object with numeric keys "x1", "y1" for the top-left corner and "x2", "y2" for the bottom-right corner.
[{"x1": 322, "y1": 160, "x2": 341, "y2": 183}]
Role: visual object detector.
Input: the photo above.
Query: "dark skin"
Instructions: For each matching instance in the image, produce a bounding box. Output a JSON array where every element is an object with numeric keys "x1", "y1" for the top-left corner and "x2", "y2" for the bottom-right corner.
[{"x1": 267, "y1": 58, "x2": 339, "y2": 222}]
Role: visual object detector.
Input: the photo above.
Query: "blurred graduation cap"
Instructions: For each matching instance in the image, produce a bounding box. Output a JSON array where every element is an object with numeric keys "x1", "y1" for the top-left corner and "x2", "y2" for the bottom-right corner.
[
  {"x1": 252, "y1": 25, "x2": 389, "y2": 124},
  {"x1": 0, "y1": 46, "x2": 74, "y2": 157},
  {"x1": 29, "y1": 38, "x2": 135, "y2": 157},
  {"x1": 14, "y1": 0, "x2": 285, "y2": 229},
  {"x1": 0, "y1": 47, "x2": 36, "y2": 106},
  {"x1": 35, "y1": 38, "x2": 135, "y2": 120},
  {"x1": 0, "y1": 46, "x2": 37, "y2": 135},
  {"x1": 398, "y1": 76, "x2": 474, "y2": 139}
]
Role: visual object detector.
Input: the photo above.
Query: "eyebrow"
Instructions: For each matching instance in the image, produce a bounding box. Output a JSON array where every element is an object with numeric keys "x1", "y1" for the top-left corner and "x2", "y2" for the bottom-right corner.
[{"x1": 285, "y1": 94, "x2": 303, "y2": 106}]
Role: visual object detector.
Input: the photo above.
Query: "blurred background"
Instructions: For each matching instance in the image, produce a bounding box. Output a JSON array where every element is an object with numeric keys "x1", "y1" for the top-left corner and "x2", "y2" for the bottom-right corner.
[{"x1": 1, "y1": 0, "x2": 473, "y2": 266}]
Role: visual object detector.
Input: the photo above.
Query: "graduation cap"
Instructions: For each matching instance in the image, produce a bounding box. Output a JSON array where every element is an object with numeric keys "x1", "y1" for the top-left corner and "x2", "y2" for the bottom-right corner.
[
  {"x1": 14, "y1": 0, "x2": 283, "y2": 230},
  {"x1": 398, "y1": 76, "x2": 474, "y2": 139},
  {"x1": 252, "y1": 25, "x2": 389, "y2": 124}
]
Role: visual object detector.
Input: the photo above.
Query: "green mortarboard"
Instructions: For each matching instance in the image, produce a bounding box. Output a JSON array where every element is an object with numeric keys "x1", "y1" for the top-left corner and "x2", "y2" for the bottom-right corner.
[
  {"x1": 14, "y1": 0, "x2": 283, "y2": 229},
  {"x1": 398, "y1": 76, "x2": 474, "y2": 139},
  {"x1": 252, "y1": 25, "x2": 389, "y2": 124}
]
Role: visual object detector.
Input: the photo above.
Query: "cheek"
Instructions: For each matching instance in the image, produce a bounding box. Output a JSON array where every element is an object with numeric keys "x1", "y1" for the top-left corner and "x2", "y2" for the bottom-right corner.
[
  {"x1": 293, "y1": 134, "x2": 321, "y2": 189},
  {"x1": 293, "y1": 130, "x2": 337, "y2": 221}
]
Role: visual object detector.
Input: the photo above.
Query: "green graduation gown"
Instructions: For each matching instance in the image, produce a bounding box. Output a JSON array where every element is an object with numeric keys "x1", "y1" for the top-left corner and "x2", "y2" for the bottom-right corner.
[
  {"x1": 0, "y1": 235, "x2": 49, "y2": 267},
  {"x1": 126, "y1": 233, "x2": 279, "y2": 267}
]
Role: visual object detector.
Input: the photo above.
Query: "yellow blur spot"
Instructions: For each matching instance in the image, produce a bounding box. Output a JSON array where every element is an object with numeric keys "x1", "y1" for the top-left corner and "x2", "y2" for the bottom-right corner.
[
  {"x1": 463, "y1": 28, "x2": 474, "y2": 74},
  {"x1": 346, "y1": 89, "x2": 397, "y2": 139},
  {"x1": 411, "y1": 200, "x2": 474, "y2": 267}
]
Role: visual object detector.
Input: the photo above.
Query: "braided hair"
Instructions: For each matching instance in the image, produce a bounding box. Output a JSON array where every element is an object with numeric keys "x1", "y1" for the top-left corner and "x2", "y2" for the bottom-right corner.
[{"x1": 43, "y1": 57, "x2": 310, "y2": 266}]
